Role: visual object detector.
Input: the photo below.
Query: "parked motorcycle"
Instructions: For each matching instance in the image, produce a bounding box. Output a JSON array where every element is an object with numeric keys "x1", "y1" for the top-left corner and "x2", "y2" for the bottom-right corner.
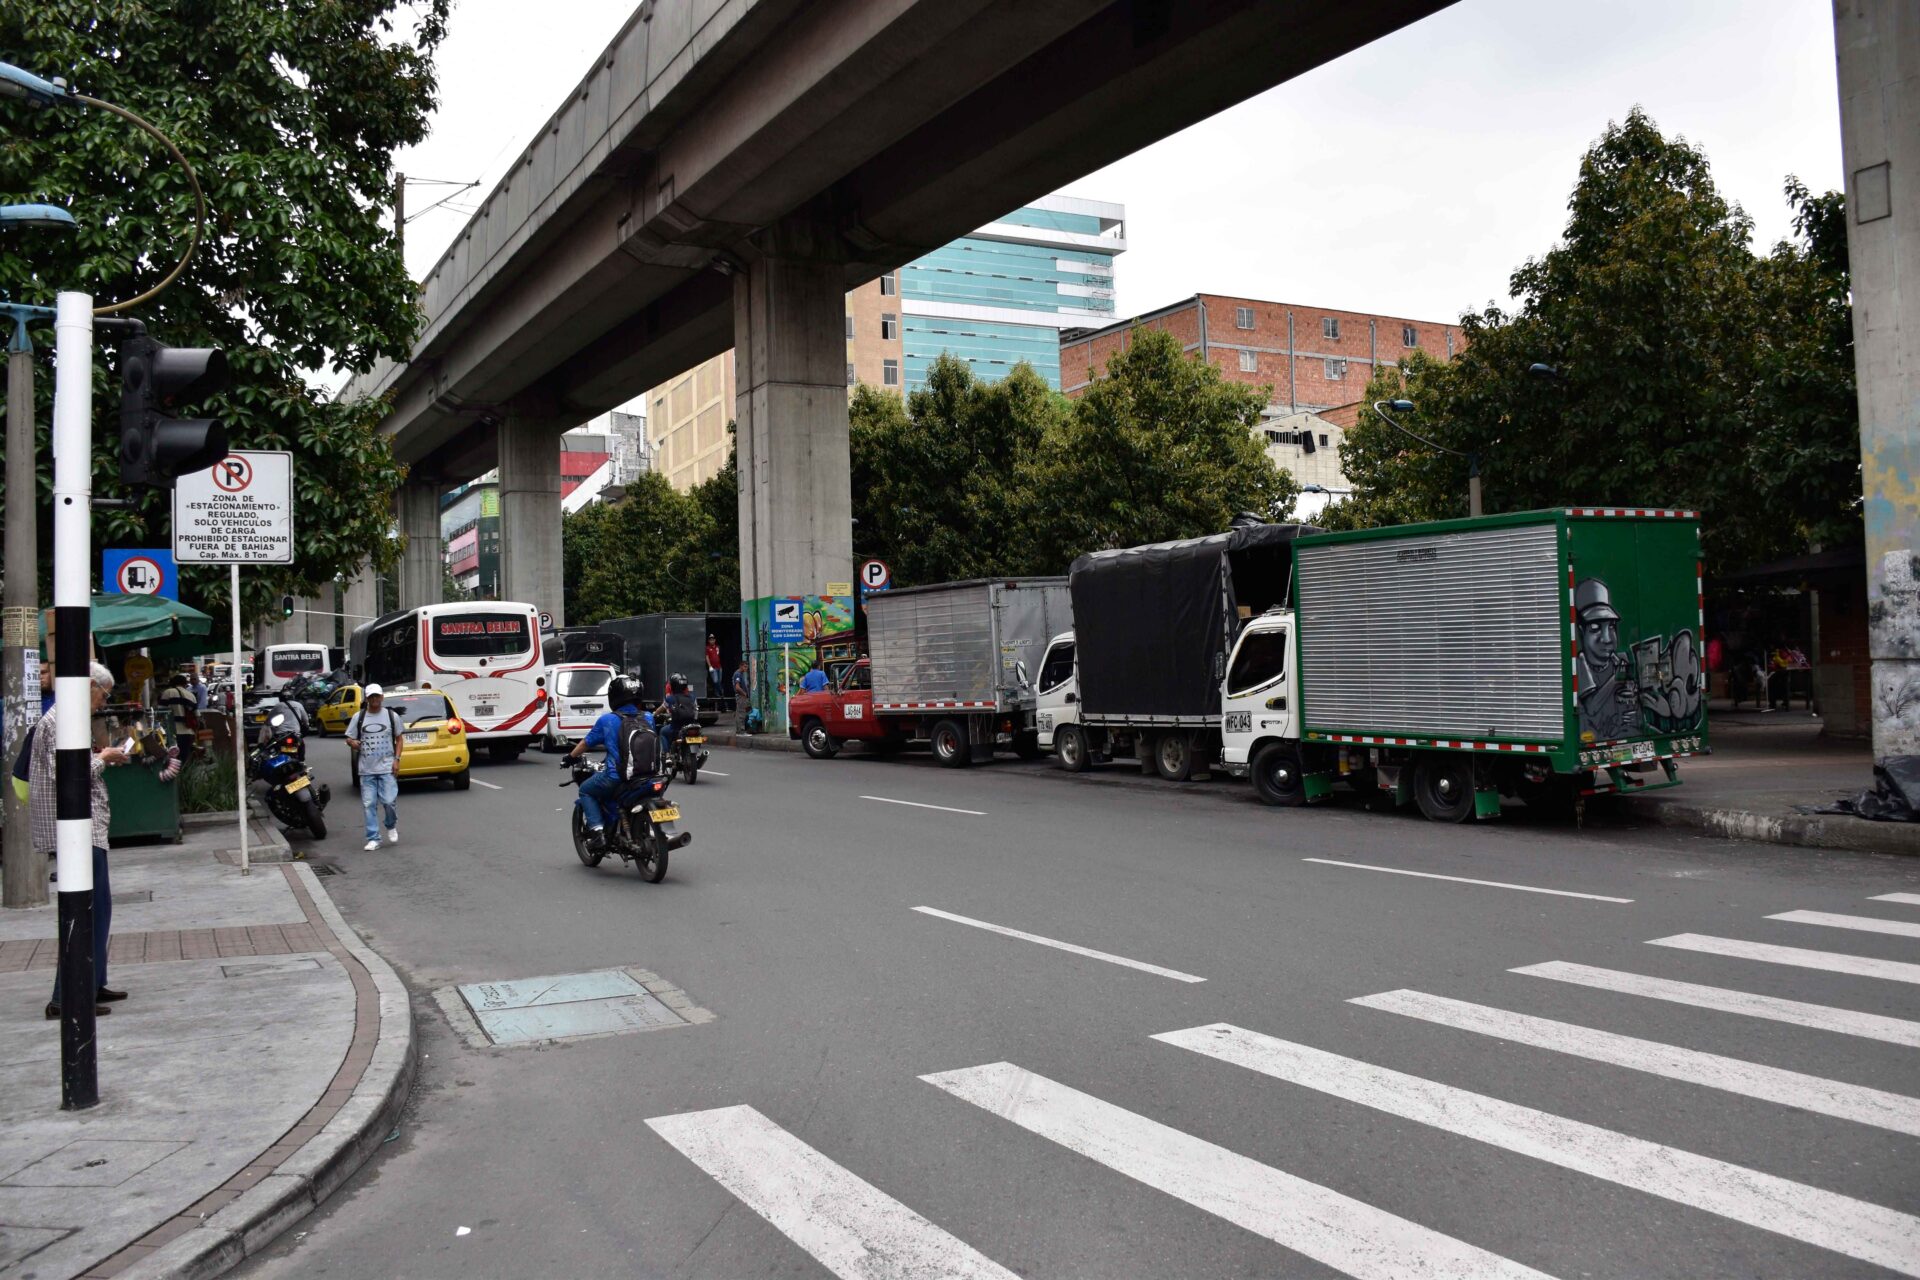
[
  {"x1": 249, "y1": 705, "x2": 330, "y2": 837},
  {"x1": 666, "y1": 722, "x2": 709, "y2": 784},
  {"x1": 560, "y1": 758, "x2": 689, "y2": 882}
]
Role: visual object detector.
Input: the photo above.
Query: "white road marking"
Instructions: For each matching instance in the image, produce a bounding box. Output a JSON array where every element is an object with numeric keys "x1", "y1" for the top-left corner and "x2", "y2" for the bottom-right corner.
[
  {"x1": 1157, "y1": 1023, "x2": 1920, "y2": 1277},
  {"x1": 1873, "y1": 893, "x2": 1920, "y2": 906},
  {"x1": 1301, "y1": 858, "x2": 1633, "y2": 903},
  {"x1": 1649, "y1": 933, "x2": 1920, "y2": 985},
  {"x1": 1352, "y1": 988, "x2": 1920, "y2": 1136},
  {"x1": 921, "y1": 1062, "x2": 1549, "y2": 1280},
  {"x1": 1514, "y1": 960, "x2": 1920, "y2": 1048},
  {"x1": 645, "y1": 1104, "x2": 1016, "y2": 1280},
  {"x1": 1767, "y1": 909, "x2": 1920, "y2": 939},
  {"x1": 862, "y1": 795, "x2": 986, "y2": 816},
  {"x1": 913, "y1": 906, "x2": 1205, "y2": 983},
  {"x1": 471, "y1": 778, "x2": 504, "y2": 791},
  {"x1": 702, "y1": 770, "x2": 730, "y2": 777}
]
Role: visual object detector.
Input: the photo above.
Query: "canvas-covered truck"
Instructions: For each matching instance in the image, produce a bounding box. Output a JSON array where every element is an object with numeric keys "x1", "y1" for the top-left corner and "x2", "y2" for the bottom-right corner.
[
  {"x1": 1037, "y1": 509, "x2": 1708, "y2": 820},
  {"x1": 790, "y1": 578, "x2": 1072, "y2": 766},
  {"x1": 1035, "y1": 522, "x2": 1320, "y2": 779}
]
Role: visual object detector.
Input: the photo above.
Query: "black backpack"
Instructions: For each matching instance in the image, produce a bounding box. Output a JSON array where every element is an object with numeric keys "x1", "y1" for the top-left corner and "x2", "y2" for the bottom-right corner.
[
  {"x1": 669, "y1": 695, "x2": 698, "y2": 727},
  {"x1": 617, "y1": 713, "x2": 658, "y2": 782}
]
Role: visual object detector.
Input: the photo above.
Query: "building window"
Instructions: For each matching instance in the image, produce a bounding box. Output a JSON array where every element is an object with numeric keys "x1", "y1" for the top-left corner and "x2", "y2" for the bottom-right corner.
[
  {"x1": 1238, "y1": 350, "x2": 1258, "y2": 373},
  {"x1": 1319, "y1": 433, "x2": 1329, "y2": 447},
  {"x1": 880, "y1": 272, "x2": 896, "y2": 296},
  {"x1": 844, "y1": 315, "x2": 853, "y2": 340},
  {"x1": 1402, "y1": 325, "x2": 1418, "y2": 347},
  {"x1": 882, "y1": 359, "x2": 900, "y2": 387},
  {"x1": 1265, "y1": 429, "x2": 1283, "y2": 444},
  {"x1": 1325, "y1": 358, "x2": 1347, "y2": 380},
  {"x1": 880, "y1": 313, "x2": 898, "y2": 340},
  {"x1": 1322, "y1": 316, "x2": 1340, "y2": 340},
  {"x1": 1235, "y1": 306, "x2": 1254, "y2": 329},
  {"x1": 846, "y1": 362, "x2": 856, "y2": 386}
]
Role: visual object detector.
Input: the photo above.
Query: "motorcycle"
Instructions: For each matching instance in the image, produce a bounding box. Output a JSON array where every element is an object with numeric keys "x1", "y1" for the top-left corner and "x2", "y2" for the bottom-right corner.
[
  {"x1": 666, "y1": 722, "x2": 709, "y2": 784},
  {"x1": 250, "y1": 706, "x2": 330, "y2": 837},
  {"x1": 560, "y1": 758, "x2": 689, "y2": 882}
]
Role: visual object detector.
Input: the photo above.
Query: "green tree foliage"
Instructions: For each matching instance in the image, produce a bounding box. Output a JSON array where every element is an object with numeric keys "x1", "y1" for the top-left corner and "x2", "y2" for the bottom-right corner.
[
  {"x1": 0, "y1": 1, "x2": 450, "y2": 621},
  {"x1": 562, "y1": 447, "x2": 740, "y2": 622},
  {"x1": 1325, "y1": 109, "x2": 1858, "y2": 573}
]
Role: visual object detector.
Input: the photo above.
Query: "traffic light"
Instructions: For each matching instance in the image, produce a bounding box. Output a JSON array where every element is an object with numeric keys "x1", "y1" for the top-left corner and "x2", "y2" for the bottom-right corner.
[
  {"x1": 281, "y1": 594, "x2": 295, "y2": 620},
  {"x1": 117, "y1": 335, "x2": 229, "y2": 486}
]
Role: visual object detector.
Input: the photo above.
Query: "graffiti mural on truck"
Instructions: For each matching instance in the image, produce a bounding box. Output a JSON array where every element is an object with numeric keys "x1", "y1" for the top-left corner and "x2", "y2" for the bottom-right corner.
[{"x1": 1574, "y1": 577, "x2": 1703, "y2": 741}]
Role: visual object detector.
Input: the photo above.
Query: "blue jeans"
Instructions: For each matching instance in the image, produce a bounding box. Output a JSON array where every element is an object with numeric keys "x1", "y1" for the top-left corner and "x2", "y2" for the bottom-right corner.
[
  {"x1": 360, "y1": 772, "x2": 399, "y2": 841},
  {"x1": 51, "y1": 845, "x2": 110, "y2": 1003},
  {"x1": 576, "y1": 770, "x2": 618, "y2": 830}
]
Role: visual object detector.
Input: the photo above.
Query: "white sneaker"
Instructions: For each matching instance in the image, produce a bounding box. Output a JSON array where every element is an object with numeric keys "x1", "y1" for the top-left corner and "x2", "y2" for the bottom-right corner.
[
  {"x1": 386, "y1": 827, "x2": 400, "y2": 845},
  {"x1": 363, "y1": 840, "x2": 379, "y2": 852}
]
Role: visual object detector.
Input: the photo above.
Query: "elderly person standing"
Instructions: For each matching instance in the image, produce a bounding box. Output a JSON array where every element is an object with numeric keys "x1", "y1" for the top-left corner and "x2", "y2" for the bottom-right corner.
[{"x1": 31, "y1": 661, "x2": 129, "y2": 1020}]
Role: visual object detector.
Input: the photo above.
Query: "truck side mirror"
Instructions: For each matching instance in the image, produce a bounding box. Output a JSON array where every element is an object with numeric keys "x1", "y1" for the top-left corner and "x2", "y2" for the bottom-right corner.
[{"x1": 1265, "y1": 695, "x2": 1287, "y2": 710}]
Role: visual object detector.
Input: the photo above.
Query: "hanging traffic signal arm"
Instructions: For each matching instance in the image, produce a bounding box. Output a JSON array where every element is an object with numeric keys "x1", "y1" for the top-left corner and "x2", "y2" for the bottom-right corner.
[{"x1": 117, "y1": 332, "x2": 229, "y2": 487}]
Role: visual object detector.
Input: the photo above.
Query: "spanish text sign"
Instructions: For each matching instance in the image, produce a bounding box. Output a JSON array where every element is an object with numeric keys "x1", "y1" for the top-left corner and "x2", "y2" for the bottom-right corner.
[{"x1": 172, "y1": 451, "x2": 295, "y2": 564}]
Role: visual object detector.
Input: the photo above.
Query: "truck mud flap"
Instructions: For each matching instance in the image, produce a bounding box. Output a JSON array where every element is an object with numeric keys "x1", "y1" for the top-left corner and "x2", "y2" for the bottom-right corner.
[
  {"x1": 1303, "y1": 771, "x2": 1335, "y2": 802},
  {"x1": 1473, "y1": 787, "x2": 1504, "y2": 819},
  {"x1": 1374, "y1": 764, "x2": 1414, "y2": 808}
]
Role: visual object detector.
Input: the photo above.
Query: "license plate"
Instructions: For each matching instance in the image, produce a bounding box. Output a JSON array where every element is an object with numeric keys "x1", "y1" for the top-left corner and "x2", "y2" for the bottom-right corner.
[
  {"x1": 683, "y1": 733, "x2": 705, "y2": 744},
  {"x1": 284, "y1": 775, "x2": 311, "y2": 793},
  {"x1": 405, "y1": 731, "x2": 432, "y2": 744},
  {"x1": 1630, "y1": 740, "x2": 1657, "y2": 762},
  {"x1": 650, "y1": 805, "x2": 680, "y2": 823}
]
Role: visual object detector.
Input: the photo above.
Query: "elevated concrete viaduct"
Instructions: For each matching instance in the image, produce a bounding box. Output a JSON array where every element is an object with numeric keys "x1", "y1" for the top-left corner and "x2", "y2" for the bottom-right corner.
[{"x1": 344, "y1": 0, "x2": 1456, "y2": 629}]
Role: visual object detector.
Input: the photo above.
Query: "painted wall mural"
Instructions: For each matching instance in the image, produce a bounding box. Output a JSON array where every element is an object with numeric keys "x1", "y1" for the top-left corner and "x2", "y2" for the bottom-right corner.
[{"x1": 1575, "y1": 577, "x2": 1703, "y2": 742}]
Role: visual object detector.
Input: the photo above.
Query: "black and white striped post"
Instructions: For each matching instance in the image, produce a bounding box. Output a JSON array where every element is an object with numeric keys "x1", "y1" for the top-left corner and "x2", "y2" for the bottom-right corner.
[{"x1": 51, "y1": 290, "x2": 98, "y2": 1110}]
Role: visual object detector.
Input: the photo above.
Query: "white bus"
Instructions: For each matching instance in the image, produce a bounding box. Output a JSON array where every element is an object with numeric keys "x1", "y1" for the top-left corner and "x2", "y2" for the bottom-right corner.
[
  {"x1": 260, "y1": 643, "x2": 330, "y2": 691},
  {"x1": 350, "y1": 602, "x2": 548, "y2": 760}
]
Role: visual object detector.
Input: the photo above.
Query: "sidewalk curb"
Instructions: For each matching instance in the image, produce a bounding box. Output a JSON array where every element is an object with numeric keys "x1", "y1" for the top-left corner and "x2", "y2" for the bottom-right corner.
[
  {"x1": 708, "y1": 728, "x2": 802, "y2": 754},
  {"x1": 1628, "y1": 798, "x2": 1920, "y2": 857},
  {"x1": 114, "y1": 865, "x2": 417, "y2": 1280}
]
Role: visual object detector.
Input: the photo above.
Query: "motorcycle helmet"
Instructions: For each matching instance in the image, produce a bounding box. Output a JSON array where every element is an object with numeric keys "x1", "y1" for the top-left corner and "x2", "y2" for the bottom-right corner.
[
  {"x1": 607, "y1": 674, "x2": 642, "y2": 711},
  {"x1": 669, "y1": 672, "x2": 691, "y2": 694}
]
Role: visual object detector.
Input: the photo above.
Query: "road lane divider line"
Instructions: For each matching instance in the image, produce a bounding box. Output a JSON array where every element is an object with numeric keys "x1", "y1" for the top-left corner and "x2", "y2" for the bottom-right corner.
[
  {"x1": 645, "y1": 1104, "x2": 1018, "y2": 1280},
  {"x1": 1155, "y1": 1022, "x2": 1920, "y2": 1278},
  {"x1": 1352, "y1": 988, "x2": 1920, "y2": 1136},
  {"x1": 471, "y1": 778, "x2": 504, "y2": 791},
  {"x1": 1649, "y1": 934, "x2": 1920, "y2": 985},
  {"x1": 702, "y1": 770, "x2": 730, "y2": 777},
  {"x1": 863, "y1": 795, "x2": 986, "y2": 816},
  {"x1": 1513, "y1": 960, "x2": 1920, "y2": 1048},
  {"x1": 1873, "y1": 892, "x2": 1920, "y2": 906},
  {"x1": 920, "y1": 1061, "x2": 1551, "y2": 1280},
  {"x1": 1300, "y1": 858, "x2": 1633, "y2": 903},
  {"x1": 1767, "y1": 909, "x2": 1920, "y2": 939},
  {"x1": 912, "y1": 906, "x2": 1205, "y2": 983}
]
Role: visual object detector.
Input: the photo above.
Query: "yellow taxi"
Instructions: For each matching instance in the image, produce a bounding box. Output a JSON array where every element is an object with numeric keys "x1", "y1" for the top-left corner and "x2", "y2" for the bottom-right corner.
[
  {"x1": 316, "y1": 684, "x2": 362, "y2": 735},
  {"x1": 346, "y1": 688, "x2": 471, "y2": 790}
]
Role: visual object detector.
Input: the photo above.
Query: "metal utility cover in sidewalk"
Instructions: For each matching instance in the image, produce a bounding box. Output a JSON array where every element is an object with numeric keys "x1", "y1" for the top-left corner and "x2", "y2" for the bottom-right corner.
[{"x1": 455, "y1": 969, "x2": 698, "y2": 1046}]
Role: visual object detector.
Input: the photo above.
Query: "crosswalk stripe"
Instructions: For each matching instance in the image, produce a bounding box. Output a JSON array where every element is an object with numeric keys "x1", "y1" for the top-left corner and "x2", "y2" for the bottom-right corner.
[
  {"x1": 921, "y1": 1061, "x2": 1551, "y2": 1280},
  {"x1": 1352, "y1": 989, "x2": 1920, "y2": 1136},
  {"x1": 645, "y1": 1105, "x2": 1017, "y2": 1280},
  {"x1": 1767, "y1": 909, "x2": 1920, "y2": 939},
  {"x1": 1513, "y1": 960, "x2": 1920, "y2": 1048},
  {"x1": 1873, "y1": 893, "x2": 1920, "y2": 906},
  {"x1": 1156, "y1": 1023, "x2": 1920, "y2": 1277},
  {"x1": 1649, "y1": 933, "x2": 1920, "y2": 985}
]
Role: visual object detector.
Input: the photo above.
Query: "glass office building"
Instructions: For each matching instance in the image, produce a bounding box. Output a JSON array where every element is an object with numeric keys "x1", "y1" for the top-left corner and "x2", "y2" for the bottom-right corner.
[{"x1": 897, "y1": 194, "x2": 1124, "y2": 392}]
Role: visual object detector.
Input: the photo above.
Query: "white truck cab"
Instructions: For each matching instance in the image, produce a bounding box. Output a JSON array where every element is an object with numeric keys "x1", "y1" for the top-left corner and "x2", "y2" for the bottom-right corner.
[
  {"x1": 1033, "y1": 631, "x2": 1079, "y2": 750},
  {"x1": 1217, "y1": 610, "x2": 1299, "y2": 773}
]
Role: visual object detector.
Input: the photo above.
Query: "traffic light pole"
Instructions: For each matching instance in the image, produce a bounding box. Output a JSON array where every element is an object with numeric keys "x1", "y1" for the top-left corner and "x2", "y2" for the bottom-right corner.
[
  {"x1": 3, "y1": 313, "x2": 48, "y2": 908},
  {"x1": 51, "y1": 291, "x2": 97, "y2": 1110}
]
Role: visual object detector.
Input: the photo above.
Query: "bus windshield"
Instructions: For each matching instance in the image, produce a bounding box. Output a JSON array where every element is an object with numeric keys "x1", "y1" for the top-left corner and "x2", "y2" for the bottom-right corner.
[
  {"x1": 269, "y1": 649, "x2": 326, "y2": 677},
  {"x1": 430, "y1": 612, "x2": 532, "y2": 660}
]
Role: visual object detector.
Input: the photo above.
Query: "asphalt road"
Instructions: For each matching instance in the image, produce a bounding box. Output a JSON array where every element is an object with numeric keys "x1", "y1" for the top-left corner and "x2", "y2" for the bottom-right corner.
[{"x1": 238, "y1": 734, "x2": 1920, "y2": 1279}]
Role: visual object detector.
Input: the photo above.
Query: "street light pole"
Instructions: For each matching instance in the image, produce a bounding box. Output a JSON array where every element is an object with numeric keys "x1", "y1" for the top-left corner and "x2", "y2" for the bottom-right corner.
[{"x1": 1371, "y1": 398, "x2": 1484, "y2": 518}]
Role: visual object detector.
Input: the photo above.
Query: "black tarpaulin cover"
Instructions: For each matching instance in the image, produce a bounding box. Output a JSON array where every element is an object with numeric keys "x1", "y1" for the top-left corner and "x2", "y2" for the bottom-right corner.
[{"x1": 1069, "y1": 523, "x2": 1320, "y2": 719}]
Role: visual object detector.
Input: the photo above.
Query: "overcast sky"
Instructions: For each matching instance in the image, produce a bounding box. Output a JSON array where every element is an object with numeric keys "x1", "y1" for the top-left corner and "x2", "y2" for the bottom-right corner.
[{"x1": 394, "y1": 0, "x2": 1843, "y2": 332}]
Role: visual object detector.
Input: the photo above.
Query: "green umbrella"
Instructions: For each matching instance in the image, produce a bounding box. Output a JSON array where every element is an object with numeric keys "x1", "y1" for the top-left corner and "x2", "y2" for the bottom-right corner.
[{"x1": 39, "y1": 595, "x2": 216, "y2": 653}]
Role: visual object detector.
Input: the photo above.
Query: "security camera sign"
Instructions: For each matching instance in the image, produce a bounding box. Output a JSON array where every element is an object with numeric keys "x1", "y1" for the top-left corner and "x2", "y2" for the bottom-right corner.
[
  {"x1": 173, "y1": 450, "x2": 294, "y2": 564},
  {"x1": 768, "y1": 598, "x2": 805, "y2": 643}
]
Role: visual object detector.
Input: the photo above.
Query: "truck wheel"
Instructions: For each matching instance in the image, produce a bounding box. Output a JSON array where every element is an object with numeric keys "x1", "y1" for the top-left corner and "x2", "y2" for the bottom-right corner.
[
  {"x1": 801, "y1": 718, "x2": 839, "y2": 759},
  {"x1": 931, "y1": 719, "x2": 971, "y2": 768},
  {"x1": 1251, "y1": 742, "x2": 1306, "y2": 807},
  {"x1": 1155, "y1": 731, "x2": 1195, "y2": 781},
  {"x1": 1056, "y1": 726, "x2": 1091, "y2": 773},
  {"x1": 1415, "y1": 754, "x2": 1476, "y2": 823}
]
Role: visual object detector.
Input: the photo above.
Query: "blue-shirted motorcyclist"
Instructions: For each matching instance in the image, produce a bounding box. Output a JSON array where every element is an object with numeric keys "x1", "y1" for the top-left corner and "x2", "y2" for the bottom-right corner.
[{"x1": 567, "y1": 673, "x2": 650, "y2": 851}]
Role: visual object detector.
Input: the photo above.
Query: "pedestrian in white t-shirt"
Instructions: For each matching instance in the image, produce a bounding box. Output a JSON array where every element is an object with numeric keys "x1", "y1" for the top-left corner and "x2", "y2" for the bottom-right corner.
[{"x1": 345, "y1": 684, "x2": 405, "y2": 851}]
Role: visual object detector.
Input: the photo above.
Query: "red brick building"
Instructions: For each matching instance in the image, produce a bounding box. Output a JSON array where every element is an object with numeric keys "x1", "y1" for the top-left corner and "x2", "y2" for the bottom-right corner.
[{"x1": 1060, "y1": 293, "x2": 1464, "y2": 413}]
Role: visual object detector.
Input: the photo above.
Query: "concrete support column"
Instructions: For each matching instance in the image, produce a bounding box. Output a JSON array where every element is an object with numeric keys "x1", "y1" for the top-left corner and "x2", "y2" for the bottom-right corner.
[
  {"x1": 341, "y1": 567, "x2": 381, "y2": 636},
  {"x1": 733, "y1": 255, "x2": 853, "y2": 608},
  {"x1": 397, "y1": 481, "x2": 443, "y2": 612},
  {"x1": 1836, "y1": 1, "x2": 1920, "y2": 756},
  {"x1": 498, "y1": 416, "x2": 566, "y2": 625},
  {"x1": 304, "y1": 583, "x2": 337, "y2": 648}
]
